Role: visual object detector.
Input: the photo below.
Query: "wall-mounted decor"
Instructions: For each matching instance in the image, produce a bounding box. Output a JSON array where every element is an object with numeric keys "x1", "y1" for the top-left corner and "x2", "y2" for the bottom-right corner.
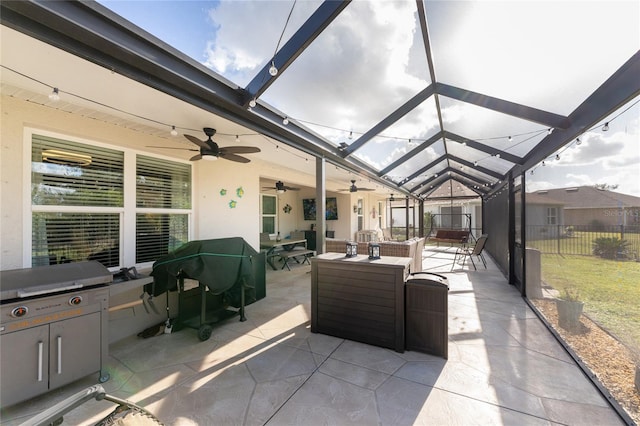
[
  {"x1": 283, "y1": 203, "x2": 292, "y2": 214},
  {"x1": 228, "y1": 200, "x2": 237, "y2": 209},
  {"x1": 220, "y1": 189, "x2": 227, "y2": 196},
  {"x1": 303, "y1": 197, "x2": 338, "y2": 220},
  {"x1": 236, "y1": 187, "x2": 244, "y2": 198}
]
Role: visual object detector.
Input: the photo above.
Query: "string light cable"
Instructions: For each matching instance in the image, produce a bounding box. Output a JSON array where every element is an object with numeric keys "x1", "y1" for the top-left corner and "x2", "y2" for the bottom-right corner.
[
  {"x1": 529, "y1": 97, "x2": 640, "y2": 175},
  {"x1": 6, "y1": 63, "x2": 636, "y2": 189}
]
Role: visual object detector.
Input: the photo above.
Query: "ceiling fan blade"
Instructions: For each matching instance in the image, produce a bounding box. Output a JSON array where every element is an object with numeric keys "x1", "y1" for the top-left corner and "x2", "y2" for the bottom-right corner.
[
  {"x1": 189, "y1": 154, "x2": 202, "y2": 161},
  {"x1": 220, "y1": 153, "x2": 251, "y2": 163},
  {"x1": 220, "y1": 146, "x2": 261, "y2": 154},
  {"x1": 284, "y1": 187, "x2": 300, "y2": 191},
  {"x1": 146, "y1": 146, "x2": 198, "y2": 151},
  {"x1": 338, "y1": 187, "x2": 374, "y2": 192},
  {"x1": 184, "y1": 134, "x2": 208, "y2": 149}
]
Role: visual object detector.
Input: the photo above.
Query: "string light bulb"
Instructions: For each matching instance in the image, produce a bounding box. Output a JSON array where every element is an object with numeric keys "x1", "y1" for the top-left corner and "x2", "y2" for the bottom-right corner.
[
  {"x1": 236, "y1": 135, "x2": 240, "y2": 143},
  {"x1": 555, "y1": 154, "x2": 560, "y2": 160},
  {"x1": 282, "y1": 116, "x2": 289, "y2": 125},
  {"x1": 474, "y1": 161, "x2": 478, "y2": 166},
  {"x1": 170, "y1": 126, "x2": 178, "y2": 137},
  {"x1": 249, "y1": 98, "x2": 257, "y2": 108},
  {"x1": 548, "y1": 128, "x2": 554, "y2": 135},
  {"x1": 602, "y1": 122, "x2": 609, "y2": 131},
  {"x1": 542, "y1": 161, "x2": 546, "y2": 166},
  {"x1": 348, "y1": 131, "x2": 353, "y2": 140},
  {"x1": 576, "y1": 137, "x2": 582, "y2": 145},
  {"x1": 48, "y1": 87, "x2": 60, "y2": 101},
  {"x1": 269, "y1": 61, "x2": 278, "y2": 76},
  {"x1": 508, "y1": 136, "x2": 512, "y2": 142}
]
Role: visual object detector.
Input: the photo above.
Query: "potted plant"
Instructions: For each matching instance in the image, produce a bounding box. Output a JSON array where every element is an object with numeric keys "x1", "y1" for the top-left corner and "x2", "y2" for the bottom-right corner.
[{"x1": 556, "y1": 287, "x2": 583, "y2": 331}]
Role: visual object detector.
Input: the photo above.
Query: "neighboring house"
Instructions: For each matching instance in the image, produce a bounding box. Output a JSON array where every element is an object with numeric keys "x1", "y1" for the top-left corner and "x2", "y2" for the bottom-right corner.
[
  {"x1": 532, "y1": 186, "x2": 640, "y2": 228},
  {"x1": 422, "y1": 181, "x2": 483, "y2": 237},
  {"x1": 524, "y1": 192, "x2": 566, "y2": 239}
]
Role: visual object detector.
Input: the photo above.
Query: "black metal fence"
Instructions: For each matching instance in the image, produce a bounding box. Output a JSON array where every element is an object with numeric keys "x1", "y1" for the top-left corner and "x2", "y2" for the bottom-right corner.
[{"x1": 526, "y1": 224, "x2": 640, "y2": 258}]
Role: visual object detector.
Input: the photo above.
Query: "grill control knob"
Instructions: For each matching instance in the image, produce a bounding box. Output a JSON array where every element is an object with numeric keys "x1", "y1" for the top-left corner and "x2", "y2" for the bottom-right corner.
[
  {"x1": 11, "y1": 306, "x2": 28, "y2": 318},
  {"x1": 69, "y1": 296, "x2": 83, "y2": 306}
]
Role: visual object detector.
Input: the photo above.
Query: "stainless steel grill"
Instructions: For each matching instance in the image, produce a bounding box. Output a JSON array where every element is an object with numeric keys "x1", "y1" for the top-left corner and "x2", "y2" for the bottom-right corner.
[{"x1": 1, "y1": 261, "x2": 111, "y2": 407}]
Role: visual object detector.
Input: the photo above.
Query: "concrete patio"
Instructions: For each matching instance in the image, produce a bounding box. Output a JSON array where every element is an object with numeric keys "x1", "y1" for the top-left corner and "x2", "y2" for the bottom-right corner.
[{"x1": 1, "y1": 247, "x2": 623, "y2": 425}]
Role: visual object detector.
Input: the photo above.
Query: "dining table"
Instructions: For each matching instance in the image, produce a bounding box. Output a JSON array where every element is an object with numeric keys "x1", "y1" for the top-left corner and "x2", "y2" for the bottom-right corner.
[{"x1": 260, "y1": 238, "x2": 308, "y2": 270}]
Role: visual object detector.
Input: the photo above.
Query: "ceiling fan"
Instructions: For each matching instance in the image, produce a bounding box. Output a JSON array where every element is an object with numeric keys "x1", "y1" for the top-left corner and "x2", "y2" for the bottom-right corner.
[
  {"x1": 339, "y1": 179, "x2": 375, "y2": 193},
  {"x1": 149, "y1": 127, "x2": 260, "y2": 163},
  {"x1": 263, "y1": 181, "x2": 300, "y2": 193}
]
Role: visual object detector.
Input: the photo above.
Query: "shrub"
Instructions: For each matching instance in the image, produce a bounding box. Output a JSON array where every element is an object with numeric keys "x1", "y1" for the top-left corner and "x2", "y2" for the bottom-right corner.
[
  {"x1": 592, "y1": 237, "x2": 630, "y2": 259},
  {"x1": 560, "y1": 286, "x2": 581, "y2": 302},
  {"x1": 589, "y1": 219, "x2": 606, "y2": 231}
]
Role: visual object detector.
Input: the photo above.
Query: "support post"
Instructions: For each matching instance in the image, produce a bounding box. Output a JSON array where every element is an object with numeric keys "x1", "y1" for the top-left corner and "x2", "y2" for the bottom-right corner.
[{"x1": 315, "y1": 157, "x2": 326, "y2": 254}]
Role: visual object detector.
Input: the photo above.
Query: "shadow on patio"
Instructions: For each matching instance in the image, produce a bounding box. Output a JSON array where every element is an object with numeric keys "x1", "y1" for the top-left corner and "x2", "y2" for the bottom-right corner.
[{"x1": 1, "y1": 248, "x2": 623, "y2": 425}]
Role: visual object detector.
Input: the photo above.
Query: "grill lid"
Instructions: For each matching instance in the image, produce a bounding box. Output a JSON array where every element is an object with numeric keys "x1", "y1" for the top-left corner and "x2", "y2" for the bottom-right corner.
[{"x1": 0, "y1": 261, "x2": 112, "y2": 300}]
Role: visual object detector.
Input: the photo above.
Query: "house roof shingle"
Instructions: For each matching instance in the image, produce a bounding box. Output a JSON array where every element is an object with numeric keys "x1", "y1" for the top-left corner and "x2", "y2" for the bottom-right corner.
[{"x1": 532, "y1": 186, "x2": 640, "y2": 209}]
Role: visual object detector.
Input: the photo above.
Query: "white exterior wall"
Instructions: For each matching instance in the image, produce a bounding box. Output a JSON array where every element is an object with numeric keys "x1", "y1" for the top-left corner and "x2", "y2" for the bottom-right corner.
[{"x1": 0, "y1": 95, "x2": 264, "y2": 270}]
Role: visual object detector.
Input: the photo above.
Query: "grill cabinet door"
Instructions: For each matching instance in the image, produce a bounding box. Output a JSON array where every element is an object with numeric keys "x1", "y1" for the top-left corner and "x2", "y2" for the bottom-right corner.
[
  {"x1": 0, "y1": 324, "x2": 50, "y2": 407},
  {"x1": 49, "y1": 312, "x2": 101, "y2": 389}
]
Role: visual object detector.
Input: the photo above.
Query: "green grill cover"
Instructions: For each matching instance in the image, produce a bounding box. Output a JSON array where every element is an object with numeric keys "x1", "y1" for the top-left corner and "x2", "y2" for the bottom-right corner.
[{"x1": 149, "y1": 237, "x2": 260, "y2": 307}]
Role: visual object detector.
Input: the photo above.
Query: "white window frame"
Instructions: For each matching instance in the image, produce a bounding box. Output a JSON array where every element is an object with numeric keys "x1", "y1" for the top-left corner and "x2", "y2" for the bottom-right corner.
[
  {"x1": 24, "y1": 127, "x2": 193, "y2": 270},
  {"x1": 260, "y1": 193, "x2": 278, "y2": 235},
  {"x1": 546, "y1": 206, "x2": 558, "y2": 225}
]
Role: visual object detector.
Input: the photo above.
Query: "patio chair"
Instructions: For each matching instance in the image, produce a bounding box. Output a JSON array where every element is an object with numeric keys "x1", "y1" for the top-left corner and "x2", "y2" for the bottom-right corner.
[
  {"x1": 451, "y1": 234, "x2": 488, "y2": 271},
  {"x1": 260, "y1": 232, "x2": 271, "y2": 243},
  {"x1": 382, "y1": 228, "x2": 397, "y2": 241}
]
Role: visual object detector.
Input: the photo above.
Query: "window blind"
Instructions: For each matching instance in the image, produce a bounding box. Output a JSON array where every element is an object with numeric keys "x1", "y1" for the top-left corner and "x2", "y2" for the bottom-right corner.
[
  {"x1": 136, "y1": 213, "x2": 188, "y2": 263},
  {"x1": 32, "y1": 212, "x2": 120, "y2": 267},
  {"x1": 32, "y1": 134, "x2": 124, "y2": 207},
  {"x1": 136, "y1": 155, "x2": 191, "y2": 209}
]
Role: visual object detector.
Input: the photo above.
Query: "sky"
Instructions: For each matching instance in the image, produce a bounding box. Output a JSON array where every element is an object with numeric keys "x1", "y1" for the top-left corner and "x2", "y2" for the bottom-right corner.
[{"x1": 99, "y1": 0, "x2": 640, "y2": 197}]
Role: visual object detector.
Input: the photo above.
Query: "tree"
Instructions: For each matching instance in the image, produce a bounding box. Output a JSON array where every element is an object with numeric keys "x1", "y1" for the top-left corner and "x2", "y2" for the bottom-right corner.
[{"x1": 594, "y1": 183, "x2": 619, "y2": 191}]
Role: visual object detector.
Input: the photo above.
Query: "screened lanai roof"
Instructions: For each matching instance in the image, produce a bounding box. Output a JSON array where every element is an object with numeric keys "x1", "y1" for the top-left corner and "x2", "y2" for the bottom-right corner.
[{"x1": 1, "y1": 0, "x2": 639, "y2": 200}]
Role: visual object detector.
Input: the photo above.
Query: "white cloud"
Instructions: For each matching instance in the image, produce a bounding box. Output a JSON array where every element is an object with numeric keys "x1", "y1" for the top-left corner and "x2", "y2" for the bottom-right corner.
[{"x1": 202, "y1": 1, "x2": 322, "y2": 86}]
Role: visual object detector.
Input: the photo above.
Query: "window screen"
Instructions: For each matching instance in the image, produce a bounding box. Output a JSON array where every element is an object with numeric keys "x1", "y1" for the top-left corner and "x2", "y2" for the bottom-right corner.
[
  {"x1": 136, "y1": 155, "x2": 191, "y2": 262},
  {"x1": 32, "y1": 212, "x2": 120, "y2": 267},
  {"x1": 136, "y1": 155, "x2": 191, "y2": 209},
  {"x1": 32, "y1": 134, "x2": 124, "y2": 207},
  {"x1": 136, "y1": 213, "x2": 188, "y2": 263},
  {"x1": 261, "y1": 195, "x2": 276, "y2": 233}
]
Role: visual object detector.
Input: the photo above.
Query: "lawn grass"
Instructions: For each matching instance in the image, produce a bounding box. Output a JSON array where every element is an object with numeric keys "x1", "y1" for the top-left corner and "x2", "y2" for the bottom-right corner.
[{"x1": 541, "y1": 253, "x2": 640, "y2": 354}]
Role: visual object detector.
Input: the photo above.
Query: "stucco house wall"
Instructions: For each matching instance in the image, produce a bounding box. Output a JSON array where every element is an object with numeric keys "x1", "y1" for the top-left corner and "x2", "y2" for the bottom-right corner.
[
  {"x1": 0, "y1": 94, "x2": 263, "y2": 270},
  {"x1": 564, "y1": 207, "x2": 640, "y2": 228},
  {"x1": 525, "y1": 203, "x2": 565, "y2": 239}
]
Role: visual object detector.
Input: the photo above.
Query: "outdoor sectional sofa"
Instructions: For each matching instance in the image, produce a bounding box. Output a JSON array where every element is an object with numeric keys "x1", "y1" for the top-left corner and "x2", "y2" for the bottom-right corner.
[{"x1": 325, "y1": 237, "x2": 425, "y2": 273}]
